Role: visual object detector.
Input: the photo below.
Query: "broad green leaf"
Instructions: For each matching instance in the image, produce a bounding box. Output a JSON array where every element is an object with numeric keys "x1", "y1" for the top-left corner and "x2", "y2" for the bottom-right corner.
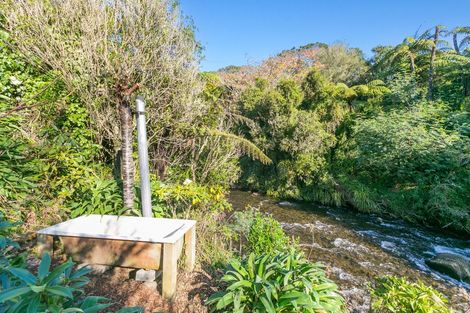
[
  {"x1": 227, "y1": 280, "x2": 252, "y2": 291},
  {"x1": 62, "y1": 308, "x2": 85, "y2": 313},
  {"x1": 8, "y1": 268, "x2": 37, "y2": 284},
  {"x1": 30, "y1": 284, "x2": 47, "y2": 293},
  {"x1": 216, "y1": 292, "x2": 234, "y2": 310},
  {"x1": 43, "y1": 260, "x2": 74, "y2": 284},
  {"x1": 26, "y1": 295, "x2": 40, "y2": 313},
  {"x1": 46, "y1": 286, "x2": 74, "y2": 298},
  {"x1": 38, "y1": 252, "x2": 52, "y2": 280},
  {"x1": 259, "y1": 295, "x2": 275, "y2": 313},
  {"x1": 0, "y1": 286, "x2": 31, "y2": 302}
]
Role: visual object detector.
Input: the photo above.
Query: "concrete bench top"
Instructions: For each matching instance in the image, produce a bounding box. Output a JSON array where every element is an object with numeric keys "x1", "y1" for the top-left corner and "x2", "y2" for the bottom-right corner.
[{"x1": 37, "y1": 215, "x2": 196, "y2": 244}]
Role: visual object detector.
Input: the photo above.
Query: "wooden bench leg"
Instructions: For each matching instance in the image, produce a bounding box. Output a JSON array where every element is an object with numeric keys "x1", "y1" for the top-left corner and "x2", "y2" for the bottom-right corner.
[
  {"x1": 162, "y1": 242, "x2": 177, "y2": 299},
  {"x1": 184, "y1": 226, "x2": 196, "y2": 271},
  {"x1": 37, "y1": 234, "x2": 53, "y2": 257}
]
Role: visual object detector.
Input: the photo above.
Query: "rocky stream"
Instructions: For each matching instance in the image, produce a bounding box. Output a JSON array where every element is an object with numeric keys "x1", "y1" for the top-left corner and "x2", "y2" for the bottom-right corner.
[{"x1": 228, "y1": 190, "x2": 470, "y2": 313}]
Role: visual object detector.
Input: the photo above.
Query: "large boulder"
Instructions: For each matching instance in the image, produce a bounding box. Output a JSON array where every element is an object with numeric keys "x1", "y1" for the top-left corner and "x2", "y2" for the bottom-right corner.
[{"x1": 426, "y1": 253, "x2": 470, "y2": 283}]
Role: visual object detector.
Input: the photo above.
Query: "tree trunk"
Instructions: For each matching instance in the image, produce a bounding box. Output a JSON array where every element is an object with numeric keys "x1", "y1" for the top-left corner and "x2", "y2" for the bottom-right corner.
[
  {"x1": 464, "y1": 76, "x2": 470, "y2": 97},
  {"x1": 428, "y1": 26, "x2": 439, "y2": 100},
  {"x1": 453, "y1": 33, "x2": 469, "y2": 97},
  {"x1": 410, "y1": 55, "x2": 416, "y2": 74},
  {"x1": 453, "y1": 33, "x2": 460, "y2": 55},
  {"x1": 119, "y1": 98, "x2": 135, "y2": 210}
]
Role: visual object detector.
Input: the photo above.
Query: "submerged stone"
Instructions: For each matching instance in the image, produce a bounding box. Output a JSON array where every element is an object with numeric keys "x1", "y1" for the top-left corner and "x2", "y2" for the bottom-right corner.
[{"x1": 426, "y1": 253, "x2": 470, "y2": 283}]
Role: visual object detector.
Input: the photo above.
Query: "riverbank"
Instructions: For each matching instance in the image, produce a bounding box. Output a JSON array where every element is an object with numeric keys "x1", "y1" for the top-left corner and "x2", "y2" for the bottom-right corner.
[{"x1": 228, "y1": 190, "x2": 470, "y2": 312}]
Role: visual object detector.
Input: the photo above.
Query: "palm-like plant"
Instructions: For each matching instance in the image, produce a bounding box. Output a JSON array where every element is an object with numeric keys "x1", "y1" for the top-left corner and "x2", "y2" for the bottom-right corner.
[
  {"x1": 386, "y1": 36, "x2": 433, "y2": 74},
  {"x1": 449, "y1": 26, "x2": 470, "y2": 55},
  {"x1": 437, "y1": 26, "x2": 470, "y2": 97},
  {"x1": 426, "y1": 25, "x2": 447, "y2": 99},
  {"x1": 207, "y1": 129, "x2": 272, "y2": 165}
]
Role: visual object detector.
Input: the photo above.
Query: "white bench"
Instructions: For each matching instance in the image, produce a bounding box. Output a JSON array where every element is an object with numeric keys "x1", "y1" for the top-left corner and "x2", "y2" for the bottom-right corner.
[{"x1": 37, "y1": 215, "x2": 196, "y2": 299}]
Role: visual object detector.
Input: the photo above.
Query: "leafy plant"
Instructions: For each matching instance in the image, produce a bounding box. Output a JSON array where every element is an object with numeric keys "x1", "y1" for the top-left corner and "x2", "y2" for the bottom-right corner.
[
  {"x1": 0, "y1": 213, "x2": 25, "y2": 290},
  {"x1": 247, "y1": 212, "x2": 289, "y2": 255},
  {"x1": 207, "y1": 249, "x2": 344, "y2": 313},
  {"x1": 227, "y1": 209, "x2": 292, "y2": 256},
  {"x1": 0, "y1": 213, "x2": 143, "y2": 313},
  {"x1": 150, "y1": 179, "x2": 230, "y2": 218},
  {"x1": 0, "y1": 112, "x2": 41, "y2": 204},
  {"x1": 0, "y1": 102, "x2": 42, "y2": 214},
  {"x1": 186, "y1": 209, "x2": 237, "y2": 269},
  {"x1": 0, "y1": 252, "x2": 145, "y2": 313},
  {"x1": 338, "y1": 101, "x2": 470, "y2": 232},
  {"x1": 68, "y1": 178, "x2": 124, "y2": 218},
  {"x1": 0, "y1": 212, "x2": 19, "y2": 250},
  {"x1": 370, "y1": 276, "x2": 453, "y2": 313},
  {"x1": 2, "y1": 253, "x2": 92, "y2": 312}
]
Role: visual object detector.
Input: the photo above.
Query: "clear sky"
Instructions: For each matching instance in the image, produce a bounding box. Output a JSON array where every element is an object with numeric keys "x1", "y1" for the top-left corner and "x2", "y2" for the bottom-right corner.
[{"x1": 179, "y1": 0, "x2": 470, "y2": 71}]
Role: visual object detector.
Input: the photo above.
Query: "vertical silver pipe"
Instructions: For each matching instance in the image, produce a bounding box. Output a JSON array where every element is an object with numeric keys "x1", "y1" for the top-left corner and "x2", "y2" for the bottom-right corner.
[{"x1": 136, "y1": 96, "x2": 152, "y2": 217}]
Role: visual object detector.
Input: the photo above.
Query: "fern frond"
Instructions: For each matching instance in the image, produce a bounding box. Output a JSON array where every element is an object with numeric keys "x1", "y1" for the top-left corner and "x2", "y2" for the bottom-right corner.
[
  {"x1": 460, "y1": 36, "x2": 470, "y2": 50},
  {"x1": 206, "y1": 129, "x2": 272, "y2": 165},
  {"x1": 228, "y1": 112, "x2": 257, "y2": 129}
]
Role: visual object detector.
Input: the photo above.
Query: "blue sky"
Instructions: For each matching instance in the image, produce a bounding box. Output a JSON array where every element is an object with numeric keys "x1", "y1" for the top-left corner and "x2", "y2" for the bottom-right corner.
[{"x1": 179, "y1": 0, "x2": 470, "y2": 71}]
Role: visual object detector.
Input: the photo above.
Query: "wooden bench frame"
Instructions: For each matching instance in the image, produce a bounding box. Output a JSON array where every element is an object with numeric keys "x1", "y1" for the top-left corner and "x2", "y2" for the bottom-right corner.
[{"x1": 37, "y1": 215, "x2": 196, "y2": 299}]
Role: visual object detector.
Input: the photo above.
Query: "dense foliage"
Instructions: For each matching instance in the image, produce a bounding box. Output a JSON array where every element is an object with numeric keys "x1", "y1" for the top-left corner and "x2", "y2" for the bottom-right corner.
[
  {"x1": 222, "y1": 26, "x2": 470, "y2": 234},
  {"x1": 208, "y1": 249, "x2": 344, "y2": 313},
  {"x1": 227, "y1": 209, "x2": 292, "y2": 256},
  {"x1": 370, "y1": 276, "x2": 453, "y2": 313},
  {"x1": 246, "y1": 213, "x2": 290, "y2": 255},
  {"x1": 0, "y1": 214, "x2": 143, "y2": 313},
  {"x1": 0, "y1": 2, "x2": 468, "y2": 310},
  {"x1": 338, "y1": 102, "x2": 469, "y2": 230}
]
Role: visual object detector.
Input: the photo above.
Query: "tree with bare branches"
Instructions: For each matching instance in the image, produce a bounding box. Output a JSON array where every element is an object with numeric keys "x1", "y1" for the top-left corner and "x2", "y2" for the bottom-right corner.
[{"x1": 2, "y1": 0, "x2": 205, "y2": 209}]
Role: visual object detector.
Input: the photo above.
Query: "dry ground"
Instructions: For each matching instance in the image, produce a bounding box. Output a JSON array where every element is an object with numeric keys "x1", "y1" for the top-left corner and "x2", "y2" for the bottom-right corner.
[{"x1": 84, "y1": 266, "x2": 221, "y2": 313}]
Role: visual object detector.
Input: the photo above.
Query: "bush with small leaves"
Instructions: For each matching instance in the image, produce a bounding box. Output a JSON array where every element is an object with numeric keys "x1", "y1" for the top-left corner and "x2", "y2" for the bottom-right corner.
[
  {"x1": 228, "y1": 209, "x2": 292, "y2": 256},
  {"x1": 247, "y1": 212, "x2": 290, "y2": 255}
]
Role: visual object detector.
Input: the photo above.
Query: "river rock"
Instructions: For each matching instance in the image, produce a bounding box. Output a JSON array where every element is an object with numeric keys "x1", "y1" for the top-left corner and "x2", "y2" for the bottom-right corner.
[{"x1": 426, "y1": 253, "x2": 470, "y2": 283}]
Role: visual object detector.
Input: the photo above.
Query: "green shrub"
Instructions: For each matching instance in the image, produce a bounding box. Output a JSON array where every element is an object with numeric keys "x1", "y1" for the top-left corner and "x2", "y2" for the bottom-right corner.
[
  {"x1": 149, "y1": 179, "x2": 236, "y2": 268},
  {"x1": 0, "y1": 111, "x2": 42, "y2": 208},
  {"x1": 228, "y1": 209, "x2": 291, "y2": 256},
  {"x1": 0, "y1": 253, "x2": 143, "y2": 313},
  {"x1": 207, "y1": 249, "x2": 344, "y2": 313},
  {"x1": 338, "y1": 102, "x2": 470, "y2": 232},
  {"x1": 150, "y1": 179, "x2": 230, "y2": 217},
  {"x1": 0, "y1": 33, "x2": 57, "y2": 220},
  {"x1": 68, "y1": 178, "x2": 124, "y2": 217},
  {"x1": 247, "y1": 212, "x2": 289, "y2": 255},
  {"x1": 370, "y1": 276, "x2": 453, "y2": 313},
  {"x1": 0, "y1": 214, "x2": 143, "y2": 313},
  {"x1": 0, "y1": 213, "x2": 25, "y2": 272},
  {"x1": 238, "y1": 72, "x2": 347, "y2": 205}
]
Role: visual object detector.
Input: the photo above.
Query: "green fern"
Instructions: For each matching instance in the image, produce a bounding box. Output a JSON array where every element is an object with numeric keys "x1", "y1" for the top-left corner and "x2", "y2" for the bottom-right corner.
[{"x1": 207, "y1": 129, "x2": 272, "y2": 165}]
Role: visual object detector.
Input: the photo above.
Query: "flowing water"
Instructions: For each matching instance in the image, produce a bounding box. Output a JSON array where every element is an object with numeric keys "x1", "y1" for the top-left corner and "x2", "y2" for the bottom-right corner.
[{"x1": 228, "y1": 190, "x2": 470, "y2": 313}]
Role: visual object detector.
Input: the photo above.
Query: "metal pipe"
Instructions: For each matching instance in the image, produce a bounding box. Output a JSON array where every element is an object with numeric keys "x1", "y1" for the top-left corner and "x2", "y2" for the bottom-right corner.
[{"x1": 136, "y1": 96, "x2": 152, "y2": 217}]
